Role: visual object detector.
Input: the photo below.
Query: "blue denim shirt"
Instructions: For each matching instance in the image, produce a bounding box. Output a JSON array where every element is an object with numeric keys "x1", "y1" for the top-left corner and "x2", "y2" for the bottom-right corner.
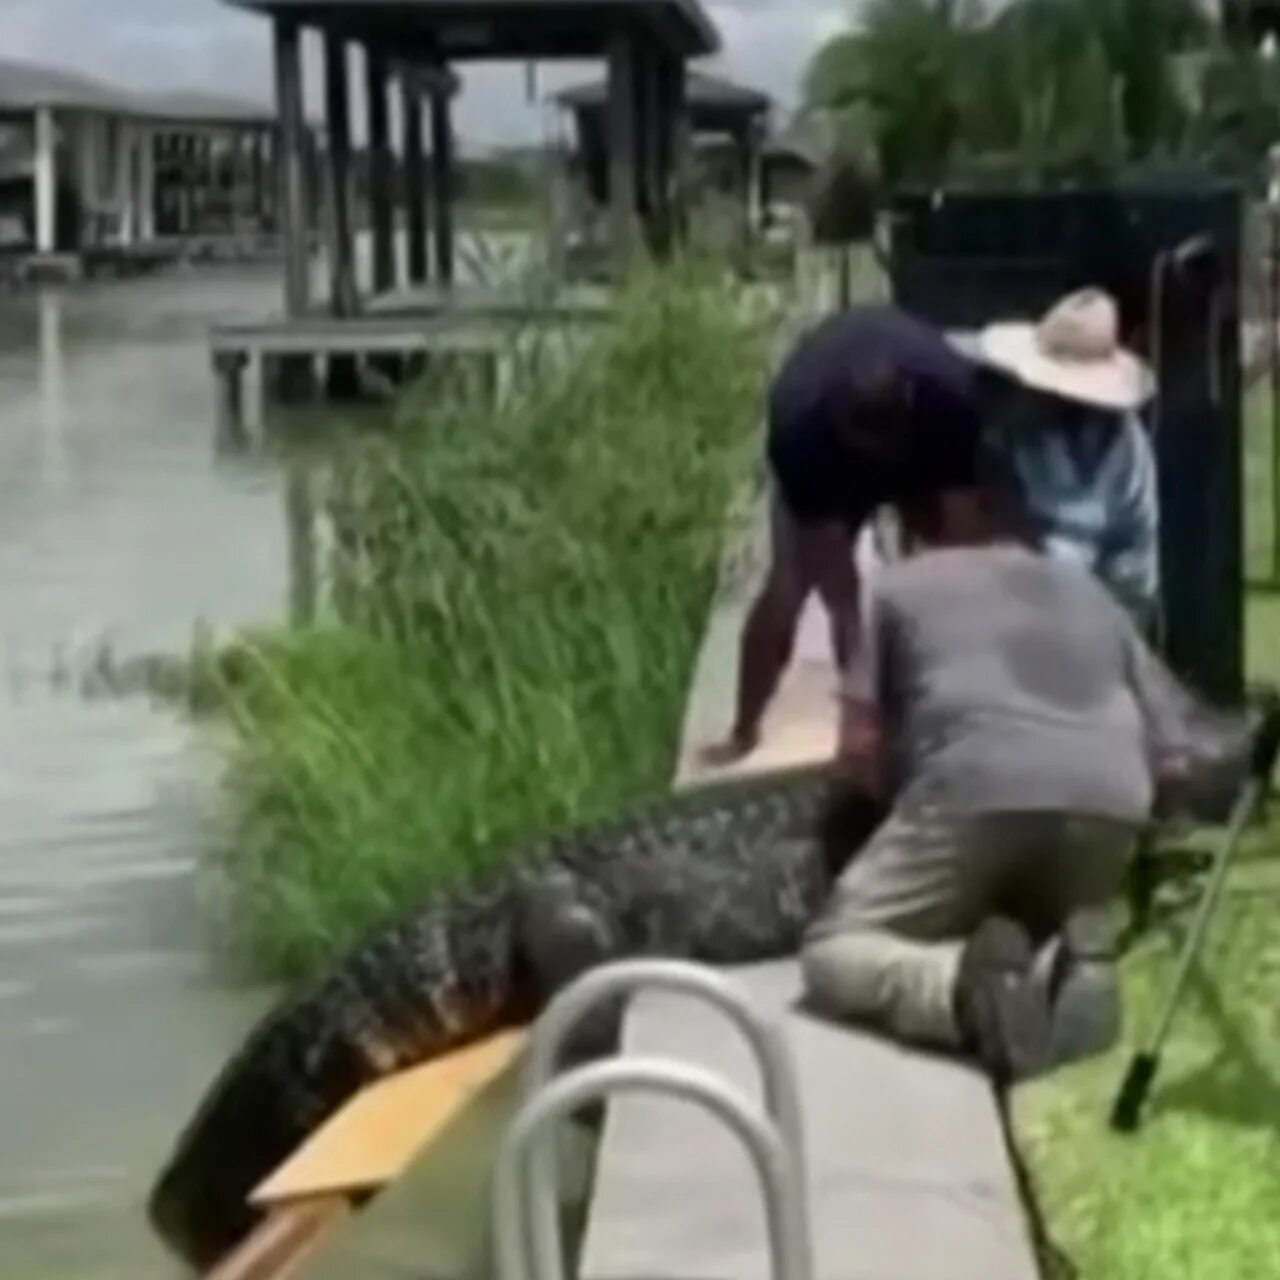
[{"x1": 997, "y1": 409, "x2": 1161, "y2": 627}]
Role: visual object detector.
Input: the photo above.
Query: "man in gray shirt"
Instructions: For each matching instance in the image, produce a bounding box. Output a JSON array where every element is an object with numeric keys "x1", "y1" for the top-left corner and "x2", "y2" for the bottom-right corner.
[{"x1": 803, "y1": 485, "x2": 1245, "y2": 1084}]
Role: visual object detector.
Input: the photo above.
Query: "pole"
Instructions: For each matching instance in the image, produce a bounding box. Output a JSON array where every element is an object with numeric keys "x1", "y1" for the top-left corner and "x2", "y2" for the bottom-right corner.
[
  {"x1": 402, "y1": 76, "x2": 429, "y2": 286},
  {"x1": 1271, "y1": 203, "x2": 1280, "y2": 582},
  {"x1": 274, "y1": 17, "x2": 310, "y2": 317},
  {"x1": 430, "y1": 84, "x2": 456, "y2": 287},
  {"x1": 323, "y1": 32, "x2": 358, "y2": 316},
  {"x1": 365, "y1": 48, "x2": 396, "y2": 296}
]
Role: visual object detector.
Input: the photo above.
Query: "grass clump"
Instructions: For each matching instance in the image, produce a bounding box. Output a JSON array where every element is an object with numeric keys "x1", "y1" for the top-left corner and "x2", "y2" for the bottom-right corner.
[
  {"x1": 1012, "y1": 593, "x2": 1280, "y2": 1278},
  {"x1": 210, "y1": 266, "x2": 771, "y2": 981},
  {"x1": 1013, "y1": 837, "x2": 1280, "y2": 1278}
]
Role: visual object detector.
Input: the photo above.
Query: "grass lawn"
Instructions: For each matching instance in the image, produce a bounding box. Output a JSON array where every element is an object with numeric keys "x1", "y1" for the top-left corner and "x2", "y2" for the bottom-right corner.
[{"x1": 1013, "y1": 388, "x2": 1280, "y2": 1278}]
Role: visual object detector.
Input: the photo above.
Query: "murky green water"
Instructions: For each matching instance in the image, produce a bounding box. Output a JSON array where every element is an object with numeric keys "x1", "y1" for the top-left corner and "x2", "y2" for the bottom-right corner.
[{"x1": 0, "y1": 268, "x2": 300, "y2": 1279}]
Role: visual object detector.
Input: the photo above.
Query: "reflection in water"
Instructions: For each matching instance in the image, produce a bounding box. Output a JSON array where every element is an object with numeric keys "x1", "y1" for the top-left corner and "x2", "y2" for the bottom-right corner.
[
  {"x1": 38, "y1": 291, "x2": 67, "y2": 491},
  {"x1": 0, "y1": 269, "x2": 292, "y2": 1279},
  {"x1": 0, "y1": 238, "x2": 526, "y2": 1279}
]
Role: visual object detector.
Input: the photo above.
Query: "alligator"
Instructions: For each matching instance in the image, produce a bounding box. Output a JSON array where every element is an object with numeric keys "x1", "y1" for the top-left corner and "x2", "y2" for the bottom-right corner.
[{"x1": 149, "y1": 763, "x2": 883, "y2": 1272}]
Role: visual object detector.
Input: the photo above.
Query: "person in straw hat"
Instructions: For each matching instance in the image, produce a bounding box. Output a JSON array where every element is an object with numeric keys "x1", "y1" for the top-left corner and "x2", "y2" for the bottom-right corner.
[{"x1": 950, "y1": 287, "x2": 1161, "y2": 629}]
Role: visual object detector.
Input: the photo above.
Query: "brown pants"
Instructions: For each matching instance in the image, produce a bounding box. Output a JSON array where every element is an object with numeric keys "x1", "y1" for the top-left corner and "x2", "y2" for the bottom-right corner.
[{"x1": 801, "y1": 809, "x2": 1139, "y2": 1048}]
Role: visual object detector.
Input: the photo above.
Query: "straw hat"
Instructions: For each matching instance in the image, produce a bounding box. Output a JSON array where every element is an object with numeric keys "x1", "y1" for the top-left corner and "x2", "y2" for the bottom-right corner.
[{"x1": 950, "y1": 288, "x2": 1155, "y2": 412}]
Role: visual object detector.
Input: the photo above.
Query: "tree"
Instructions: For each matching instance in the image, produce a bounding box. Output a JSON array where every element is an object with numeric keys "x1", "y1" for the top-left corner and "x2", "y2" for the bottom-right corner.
[{"x1": 802, "y1": 0, "x2": 1217, "y2": 188}]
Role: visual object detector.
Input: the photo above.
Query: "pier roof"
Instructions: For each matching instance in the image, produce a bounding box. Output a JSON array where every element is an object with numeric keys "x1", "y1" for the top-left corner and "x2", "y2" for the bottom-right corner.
[{"x1": 224, "y1": 0, "x2": 721, "y2": 59}]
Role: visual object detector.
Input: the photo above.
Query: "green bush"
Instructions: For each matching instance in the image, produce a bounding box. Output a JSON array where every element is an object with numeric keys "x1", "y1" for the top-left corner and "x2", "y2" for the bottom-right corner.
[{"x1": 209, "y1": 266, "x2": 770, "y2": 981}]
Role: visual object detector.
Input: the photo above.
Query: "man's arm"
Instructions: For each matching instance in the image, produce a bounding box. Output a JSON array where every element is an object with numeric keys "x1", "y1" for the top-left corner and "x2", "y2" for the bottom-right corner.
[
  {"x1": 1121, "y1": 621, "x2": 1251, "y2": 809},
  {"x1": 1097, "y1": 413, "x2": 1161, "y2": 627},
  {"x1": 836, "y1": 580, "x2": 888, "y2": 795}
]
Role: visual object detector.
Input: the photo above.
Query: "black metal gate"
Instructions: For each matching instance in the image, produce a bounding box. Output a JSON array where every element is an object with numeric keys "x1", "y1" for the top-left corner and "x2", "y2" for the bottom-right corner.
[{"x1": 887, "y1": 183, "x2": 1245, "y2": 704}]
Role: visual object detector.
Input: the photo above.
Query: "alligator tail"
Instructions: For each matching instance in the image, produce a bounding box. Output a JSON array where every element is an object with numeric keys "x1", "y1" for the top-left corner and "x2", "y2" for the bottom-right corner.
[{"x1": 148, "y1": 888, "x2": 521, "y2": 1271}]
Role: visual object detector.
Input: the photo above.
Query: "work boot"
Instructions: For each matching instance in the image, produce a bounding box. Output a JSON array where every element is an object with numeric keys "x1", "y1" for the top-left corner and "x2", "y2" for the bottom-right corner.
[
  {"x1": 954, "y1": 916, "x2": 1053, "y2": 1086},
  {"x1": 1041, "y1": 908, "x2": 1123, "y2": 1069}
]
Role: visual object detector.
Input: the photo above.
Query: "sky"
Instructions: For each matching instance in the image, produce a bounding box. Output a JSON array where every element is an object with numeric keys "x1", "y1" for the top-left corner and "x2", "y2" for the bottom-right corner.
[{"x1": 0, "y1": 0, "x2": 853, "y2": 151}]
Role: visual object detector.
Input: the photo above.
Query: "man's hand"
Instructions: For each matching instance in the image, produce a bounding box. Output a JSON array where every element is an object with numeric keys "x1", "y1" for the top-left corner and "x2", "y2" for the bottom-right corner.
[
  {"x1": 699, "y1": 724, "x2": 761, "y2": 769},
  {"x1": 836, "y1": 699, "x2": 884, "y2": 795}
]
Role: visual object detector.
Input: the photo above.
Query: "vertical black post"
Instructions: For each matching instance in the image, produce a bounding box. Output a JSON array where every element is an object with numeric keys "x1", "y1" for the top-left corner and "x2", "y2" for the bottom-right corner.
[
  {"x1": 430, "y1": 82, "x2": 456, "y2": 287},
  {"x1": 323, "y1": 32, "x2": 358, "y2": 317},
  {"x1": 251, "y1": 127, "x2": 266, "y2": 228},
  {"x1": 273, "y1": 16, "x2": 310, "y2": 318},
  {"x1": 403, "y1": 76, "x2": 429, "y2": 286},
  {"x1": 606, "y1": 31, "x2": 639, "y2": 265},
  {"x1": 1271, "y1": 206, "x2": 1280, "y2": 582},
  {"x1": 366, "y1": 47, "x2": 396, "y2": 295}
]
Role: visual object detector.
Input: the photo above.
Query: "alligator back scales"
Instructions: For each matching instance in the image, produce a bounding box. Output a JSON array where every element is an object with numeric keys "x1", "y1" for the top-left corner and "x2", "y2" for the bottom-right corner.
[{"x1": 148, "y1": 764, "x2": 881, "y2": 1270}]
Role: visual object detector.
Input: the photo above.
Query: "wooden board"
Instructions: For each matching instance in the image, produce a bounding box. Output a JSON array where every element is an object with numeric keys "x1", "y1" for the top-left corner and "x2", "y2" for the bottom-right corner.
[
  {"x1": 206, "y1": 1198, "x2": 352, "y2": 1280},
  {"x1": 251, "y1": 1029, "x2": 527, "y2": 1206}
]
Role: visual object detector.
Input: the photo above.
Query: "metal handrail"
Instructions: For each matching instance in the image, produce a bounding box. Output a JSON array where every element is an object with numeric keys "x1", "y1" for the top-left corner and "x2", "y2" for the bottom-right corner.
[
  {"x1": 491, "y1": 1056, "x2": 813, "y2": 1280},
  {"x1": 521, "y1": 959, "x2": 807, "y2": 1280}
]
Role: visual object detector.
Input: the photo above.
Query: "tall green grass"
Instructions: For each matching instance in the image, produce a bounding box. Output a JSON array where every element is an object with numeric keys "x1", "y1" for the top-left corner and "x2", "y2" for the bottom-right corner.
[{"x1": 211, "y1": 267, "x2": 772, "y2": 981}]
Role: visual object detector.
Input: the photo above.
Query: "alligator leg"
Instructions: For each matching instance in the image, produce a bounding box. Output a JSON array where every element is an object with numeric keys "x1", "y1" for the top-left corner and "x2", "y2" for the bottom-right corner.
[{"x1": 515, "y1": 867, "x2": 625, "y2": 1066}]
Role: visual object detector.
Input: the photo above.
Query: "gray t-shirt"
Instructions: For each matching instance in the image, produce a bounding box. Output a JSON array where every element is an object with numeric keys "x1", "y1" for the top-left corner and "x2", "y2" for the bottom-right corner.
[{"x1": 847, "y1": 543, "x2": 1200, "y2": 822}]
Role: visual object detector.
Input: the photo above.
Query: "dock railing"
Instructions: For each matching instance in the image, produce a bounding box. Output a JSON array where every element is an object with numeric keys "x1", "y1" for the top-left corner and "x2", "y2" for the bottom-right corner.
[{"x1": 491, "y1": 958, "x2": 813, "y2": 1280}]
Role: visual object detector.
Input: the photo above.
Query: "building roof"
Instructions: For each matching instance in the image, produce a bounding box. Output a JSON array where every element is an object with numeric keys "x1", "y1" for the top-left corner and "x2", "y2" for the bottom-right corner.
[
  {"x1": 0, "y1": 59, "x2": 274, "y2": 125},
  {"x1": 127, "y1": 91, "x2": 275, "y2": 127},
  {"x1": 223, "y1": 0, "x2": 721, "y2": 59},
  {"x1": 555, "y1": 69, "x2": 770, "y2": 116},
  {"x1": 0, "y1": 59, "x2": 126, "y2": 113}
]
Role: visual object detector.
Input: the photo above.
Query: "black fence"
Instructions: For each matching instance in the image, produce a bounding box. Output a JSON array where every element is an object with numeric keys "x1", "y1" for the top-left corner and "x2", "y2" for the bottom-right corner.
[{"x1": 887, "y1": 183, "x2": 1245, "y2": 704}]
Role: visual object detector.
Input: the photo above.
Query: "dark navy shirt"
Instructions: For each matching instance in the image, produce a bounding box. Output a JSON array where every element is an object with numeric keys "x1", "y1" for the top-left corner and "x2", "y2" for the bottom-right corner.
[{"x1": 767, "y1": 306, "x2": 982, "y2": 528}]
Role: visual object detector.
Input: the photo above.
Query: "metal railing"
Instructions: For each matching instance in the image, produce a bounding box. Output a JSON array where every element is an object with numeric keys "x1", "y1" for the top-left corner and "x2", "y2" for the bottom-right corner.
[{"x1": 490, "y1": 958, "x2": 812, "y2": 1280}]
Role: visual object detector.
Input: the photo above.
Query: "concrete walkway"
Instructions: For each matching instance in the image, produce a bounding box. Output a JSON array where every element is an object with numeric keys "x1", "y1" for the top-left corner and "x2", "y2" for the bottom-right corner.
[{"x1": 579, "y1": 489, "x2": 1042, "y2": 1280}]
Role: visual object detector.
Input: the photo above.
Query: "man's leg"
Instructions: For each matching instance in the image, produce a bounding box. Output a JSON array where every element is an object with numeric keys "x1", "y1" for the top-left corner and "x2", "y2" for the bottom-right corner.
[
  {"x1": 810, "y1": 518, "x2": 862, "y2": 672},
  {"x1": 992, "y1": 813, "x2": 1138, "y2": 1066},
  {"x1": 800, "y1": 810, "x2": 985, "y2": 1049},
  {"x1": 801, "y1": 811, "x2": 1058, "y2": 1080}
]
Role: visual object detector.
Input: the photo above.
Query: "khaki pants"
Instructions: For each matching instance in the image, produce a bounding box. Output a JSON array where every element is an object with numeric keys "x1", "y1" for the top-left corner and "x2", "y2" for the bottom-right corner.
[{"x1": 800, "y1": 809, "x2": 1138, "y2": 1048}]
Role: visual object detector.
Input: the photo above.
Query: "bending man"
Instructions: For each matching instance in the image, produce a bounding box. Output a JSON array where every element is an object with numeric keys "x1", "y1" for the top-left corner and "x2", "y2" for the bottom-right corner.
[{"x1": 702, "y1": 305, "x2": 982, "y2": 768}]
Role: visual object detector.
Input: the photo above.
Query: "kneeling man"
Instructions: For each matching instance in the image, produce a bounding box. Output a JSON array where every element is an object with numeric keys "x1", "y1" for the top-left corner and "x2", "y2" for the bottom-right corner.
[{"x1": 803, "y1": 481, "x2": 1243, "y2": 1084}]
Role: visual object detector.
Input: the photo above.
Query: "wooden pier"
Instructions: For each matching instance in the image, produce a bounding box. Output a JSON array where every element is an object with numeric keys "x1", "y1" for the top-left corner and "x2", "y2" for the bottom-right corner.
[
  {"x1": 210, "y1": 285, "x2": 615, "y2": 438},
  {"x1": 215, "y1": 0, "x2": 719, "y2": 419}
]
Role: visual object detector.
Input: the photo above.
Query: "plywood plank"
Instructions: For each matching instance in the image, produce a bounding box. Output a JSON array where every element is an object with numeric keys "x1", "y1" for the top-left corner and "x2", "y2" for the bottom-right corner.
[{"x1": 251, "y1": 1029, "x2": 526, "y2": 1206}]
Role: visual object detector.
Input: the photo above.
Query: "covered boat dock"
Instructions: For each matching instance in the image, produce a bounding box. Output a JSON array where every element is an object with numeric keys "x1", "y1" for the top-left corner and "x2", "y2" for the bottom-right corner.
[{"x1": 212, "y1": 0, "x2": 722, "y2": 421}]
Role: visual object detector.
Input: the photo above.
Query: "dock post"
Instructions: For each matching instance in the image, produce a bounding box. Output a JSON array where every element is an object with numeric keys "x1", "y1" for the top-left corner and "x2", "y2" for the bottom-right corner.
[
  {"x1": 251, "y1": 127, "x2": 268, "y2": 231},
  {"x1": 606, "y1": 32, "x2": 640, "y2": 267},
  {"x1": 138, "y1": 127, "x2": 157, "y2": 243},
  {"x1": 634, "y1": 38, "x2": 666, "y2": 254},
  {"x1": 323, "y1": 31, "x2": 360, "y2": 400},
  {"x1": 429, "y1": 77, "x2": 456, "y2": 288},
  {"x1": 213, "y1": 350, "x2": 250, "y2": 451},
  {"x1": 402, "y1": 75, "x2": 429, "y2": 286},
  {"x1": 669, "y1": 59, "x2": 693, "y2": 246},
  {"x1": 366, "y1": 48, "x2": 396, "y2": 297},
  {"x1": 76, "y1": 113, "x2": 102, "y2": 250},
  {"x1": 117, "y1": 122, "x2": 139, "y2": 248},
  {"x1": 272, "y1": 15, "x2": 314, "y2": 406},
  {"x1": 274, "y1": 15, "x2": 311, "y2": 320},
  {"x1": 33, "y1": 105, "x2": 58, "y2": 255}
]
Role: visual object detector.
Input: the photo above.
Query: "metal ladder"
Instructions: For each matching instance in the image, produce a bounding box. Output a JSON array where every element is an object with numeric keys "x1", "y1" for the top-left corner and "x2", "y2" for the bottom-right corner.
[{"x1": 489, "y1": 958, "x2": 814, "y2": 1280}]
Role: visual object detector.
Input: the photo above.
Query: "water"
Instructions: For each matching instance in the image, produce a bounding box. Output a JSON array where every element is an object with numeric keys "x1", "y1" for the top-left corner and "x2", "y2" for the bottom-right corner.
[{"x1": 0, "y1": 268, "x2": 298, "y2": 1279}]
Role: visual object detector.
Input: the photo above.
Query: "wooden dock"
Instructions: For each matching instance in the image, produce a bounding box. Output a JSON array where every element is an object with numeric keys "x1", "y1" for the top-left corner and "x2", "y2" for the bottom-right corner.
[{"x1": 209, "y1": 290, "x2": 614, "y2": 437}]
